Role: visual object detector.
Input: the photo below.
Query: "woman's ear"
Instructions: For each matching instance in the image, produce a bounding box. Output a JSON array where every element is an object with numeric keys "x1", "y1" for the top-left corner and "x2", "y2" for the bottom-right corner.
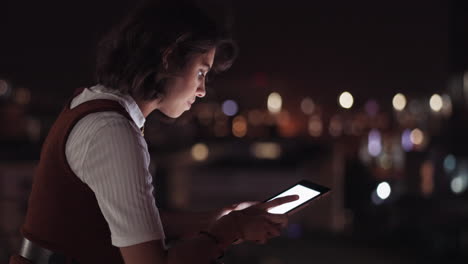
[
  {"x1": 161, "y1": 46, "x2": 174, "y2": 71},
  {"x1": 161, "y1": 33, "x2": 191, "y2": 71}
]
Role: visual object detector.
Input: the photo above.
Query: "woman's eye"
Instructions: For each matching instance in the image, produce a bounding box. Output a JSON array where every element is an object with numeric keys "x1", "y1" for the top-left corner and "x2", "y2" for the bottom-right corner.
[{"x1": 198, "y1": 71, "x2": 205, "y2": 78}]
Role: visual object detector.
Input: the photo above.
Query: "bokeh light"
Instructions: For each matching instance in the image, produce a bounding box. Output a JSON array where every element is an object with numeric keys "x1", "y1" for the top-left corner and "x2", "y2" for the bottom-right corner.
[
  {"x1": 392, "y1": 93, "x2": 406, "y2": 111},
  {"x1": 371, "y1": 190, "x2": 384, "y2": 205},
  {"x1": 232, "y1": 115, "x2": 247, "y2": 137},
  {"x1": 267, "y1": 92, "x2": 282, "y2": 113},
  {"x1": 376, "y1": 182, "x2": 391, "y2": 200},
  {"x1": 444, "y1": 154, "x2": 456, "y2": 174},
  {"x1": 420, "y1": 161, "x2": 434, "y2": 197},
  {"x1": 191, "y1": 143, "x2": 209, "y2": 161},
  {"x1": 368, "y1": 129, "x2": 382, "y2": 157},
  {"x1": 329, "y1": 115, "x2": 343, "y2": 137},
  {"x1": 377, "y1": 153, "x2": 392, "y2": 170},
  {"x1": 300, "y1": 97, "x2": 315, "y2": 115},
  {"x1": 451, "y1": 176, "x2": 468, "y2": 194},
  {"x1": 441, "y1": 94, "x2": 453, "y2": 116},
  {"x1": 222, "y1": 100, "x2": 238, "y2": 116},
  {"x1": 338, "y1": 91, "x2": 354, "y2": 109},
  {"x1": 429, "y1": 94, "x2": 443, "y2": 112},
  {"x1": 251, "y1": 142, "x2": 281, "y2": 160},
  {"x1": 401, "y1": 129, "x2": 413, "y2": 151},
  {"x1": 308, "y1": 115, "x2": 323, "y2": 137},
  {"x1": 410, "y1": 128, "x2": 424, "y2": 145},
  {"x1": 0, "y1": 79, "x2": 9, "y2": 97}
]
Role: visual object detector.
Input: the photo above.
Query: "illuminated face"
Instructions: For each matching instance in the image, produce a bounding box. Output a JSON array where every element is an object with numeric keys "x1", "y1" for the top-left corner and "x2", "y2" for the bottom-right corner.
[{"x1": 157, "y1": 48, "x2": 215, "y2": 118}]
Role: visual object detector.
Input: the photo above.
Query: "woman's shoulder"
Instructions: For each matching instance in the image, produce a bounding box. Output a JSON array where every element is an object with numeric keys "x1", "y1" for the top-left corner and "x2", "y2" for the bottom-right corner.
[
  {"x1": 81, "y1": 111, "x2": 133, "y2": 129},
  {"x1": 69, "y1": 111, "x2": 140, "y2": 145}
]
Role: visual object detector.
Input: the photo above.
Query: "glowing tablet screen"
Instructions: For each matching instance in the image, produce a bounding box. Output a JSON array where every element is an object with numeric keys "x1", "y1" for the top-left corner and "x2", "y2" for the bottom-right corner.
[{"x1": 267, "y1": 184, "x2": 320, "y2": 214}]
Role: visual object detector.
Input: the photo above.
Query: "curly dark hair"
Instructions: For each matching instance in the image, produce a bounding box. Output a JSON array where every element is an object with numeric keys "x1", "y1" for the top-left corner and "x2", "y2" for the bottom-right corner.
[{"x1": 96, "y1": 0, "x2": 237, "y2": 101}]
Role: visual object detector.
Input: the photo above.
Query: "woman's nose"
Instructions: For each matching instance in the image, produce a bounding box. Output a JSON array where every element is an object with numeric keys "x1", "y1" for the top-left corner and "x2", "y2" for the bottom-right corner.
[{"x1": 196, "y1": 83, "x2": 206, "y2": 98}]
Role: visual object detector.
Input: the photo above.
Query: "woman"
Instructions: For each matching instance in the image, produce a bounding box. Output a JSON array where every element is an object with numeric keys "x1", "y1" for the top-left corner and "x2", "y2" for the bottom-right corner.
[{"x1": 11, "y1": 1, "x2": 298, "y2": 263}]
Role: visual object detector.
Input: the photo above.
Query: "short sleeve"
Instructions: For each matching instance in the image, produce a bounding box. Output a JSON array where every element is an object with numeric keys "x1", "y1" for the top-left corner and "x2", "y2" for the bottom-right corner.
[{"x1": 77, "y1": 114, "x2": 165, "y2": 247}]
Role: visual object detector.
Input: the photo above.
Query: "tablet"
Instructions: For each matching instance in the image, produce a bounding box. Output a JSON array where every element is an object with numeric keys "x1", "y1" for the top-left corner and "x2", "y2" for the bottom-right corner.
[{"x1": 265, "y1": 180, "x2": 330, "y2": 214}]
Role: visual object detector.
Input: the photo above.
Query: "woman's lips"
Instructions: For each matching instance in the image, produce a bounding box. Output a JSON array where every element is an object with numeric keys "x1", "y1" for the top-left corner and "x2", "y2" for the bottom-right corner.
[{"x1": 186, "y1": 99, "x2": 195, "y2": 109}]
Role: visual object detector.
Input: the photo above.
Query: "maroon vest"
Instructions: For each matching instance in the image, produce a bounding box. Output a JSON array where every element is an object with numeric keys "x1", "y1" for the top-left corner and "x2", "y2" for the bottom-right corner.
[{"x1": 22, "y1": 92, "x2": 131, "y2": 264}]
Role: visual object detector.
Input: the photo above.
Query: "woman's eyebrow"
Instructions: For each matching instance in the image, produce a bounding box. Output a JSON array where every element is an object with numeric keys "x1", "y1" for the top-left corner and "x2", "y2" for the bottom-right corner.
[{"x1": 200, "y1": 62, "x2": 212, "y2": 71}]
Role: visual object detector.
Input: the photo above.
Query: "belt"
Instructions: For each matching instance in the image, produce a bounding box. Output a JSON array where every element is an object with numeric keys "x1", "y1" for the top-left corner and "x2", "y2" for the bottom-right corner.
[
  {"x1": 19, "y1": 238, "x2": 53, "y2": 263},
  {"x1": 19, "y1": 238, "x2": 76, "y2": 264}
]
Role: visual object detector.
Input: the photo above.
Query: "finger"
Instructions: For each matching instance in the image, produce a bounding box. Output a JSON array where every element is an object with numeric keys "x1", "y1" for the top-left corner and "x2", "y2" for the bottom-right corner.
[
  {"x1": 265, "y1": 213, "x2": 288, "y2": 225},
  {"x1": 218, "y1": 207, "x2": 235, "y2": 219},
  {"x1": 280, "y1": 219, "x2": 288, "y2": 229},
  {"x1": 233, "y1": 238, "x2": 243, "y2": 245},
  {"x1": 235, "y1": 201, "x2": 259, "y2": 210},
  {"x1": 265, "y1": 223, "x2": 281, "y2": 237},
  {"x1": 260, "y1": 195, "x2": 299, "y2": 210},
  {"x1": 251, "y1": 222, "x2": 274, "y2": 243}
]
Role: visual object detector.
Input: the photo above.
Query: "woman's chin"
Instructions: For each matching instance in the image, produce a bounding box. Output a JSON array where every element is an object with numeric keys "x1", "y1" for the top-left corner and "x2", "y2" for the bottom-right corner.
[{"x1": 162, "y1": 109, "x2": 184, "y2": 119}]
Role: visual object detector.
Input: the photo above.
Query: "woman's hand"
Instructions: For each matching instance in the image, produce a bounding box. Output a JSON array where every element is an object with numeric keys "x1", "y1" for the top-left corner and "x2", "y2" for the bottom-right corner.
[
  {"x1": 234, "y1": 195, "x2": 298, "y2": 243},
  {"x1": 209, "y1": 195, "x2": 299, "y2": 246},
  {"x1": 216, "y1": 201, "x2": 259, "y2": 220}
]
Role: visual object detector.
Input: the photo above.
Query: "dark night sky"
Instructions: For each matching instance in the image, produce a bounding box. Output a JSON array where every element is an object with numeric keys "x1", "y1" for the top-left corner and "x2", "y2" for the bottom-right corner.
[{"x1": 1, "y1": 0, "x2": 449, "y2": 112}]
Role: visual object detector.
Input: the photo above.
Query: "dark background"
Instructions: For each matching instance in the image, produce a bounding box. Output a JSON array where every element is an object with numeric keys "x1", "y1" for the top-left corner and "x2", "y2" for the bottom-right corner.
[
  {"x1": 0, "y1": 0, "x2": 451, "y2": 107},
  {"x1": 1, "y1": 0, "x2": 468, "y2": 263}
]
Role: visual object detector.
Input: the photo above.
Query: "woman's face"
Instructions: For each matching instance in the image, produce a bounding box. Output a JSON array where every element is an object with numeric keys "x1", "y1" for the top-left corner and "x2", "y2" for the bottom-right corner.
[{"x1": 157, "y1": 48, "x2": 216, "y2": 118}]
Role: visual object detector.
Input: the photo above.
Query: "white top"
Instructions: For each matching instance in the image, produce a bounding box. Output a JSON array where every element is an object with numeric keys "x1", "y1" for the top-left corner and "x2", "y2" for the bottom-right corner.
[{"x1": 65, "y1": 84, "x2": 165, "y2": 247}]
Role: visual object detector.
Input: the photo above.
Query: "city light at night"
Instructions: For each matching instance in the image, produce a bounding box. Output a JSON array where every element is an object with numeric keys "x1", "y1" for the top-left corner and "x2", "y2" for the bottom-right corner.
[
  {"x1": 300, "y1": 97, "x2": 315, "y2": 115},
  {"x1": 429, "y1": 94, "x2": 443, "y2": 112},
  {"x1": 1, "y1": 1, "x2": 467, "y2": 263},
  {"x1": 368, "y1": 129, "x2": 382, "y2": 157},
  {"x1": 329, "y1": 115, "x2": 343, "y2": 137},
  {"x1": 222, "y1": 100, "x2": 239, "y2": 116},
  {"x1": 441, "y1": 94, "x2": 453, "y2": 116},
  {"x1": 0, "y1": 80, "x2": 9, "y2": 96},
  {"x1": 267, "y1": 92, "x2": 282, "y2": 113},
  {"x1": 410, "y1": 128, "x2": 424, "y2": 145},
  {"x1": 451, "y1": 175, "x2": 467, "y2": 194},
  {"x1": 420, "y1": 161, "x2": 434, "y2": 196},
  {"x1": 392, "y1": 93, "x2": 407, "y2": 111},
  {"x1": 401, "y1": 129, "x2": 413, "y2": 151},
  {"x1": 232, "y1": 115, "x2": 247, "y2": 137},
  {"x1": 444, "y1": 154, "x2": 456, "y2": 173},
  {"x1": 338, "y1": 91, "x2": 354, "y2": 109},
  {"x1": 191, "y1": 143, "x2": 209, "y2": 161},
  {"x1": 251, "y1": 142, "x2": 281, "y2": 159},
  {"x1": 376, "y1": 182, "x2": 391, "y2": 200},
  {"x1": 308, "y1": 115, "x2": 323, "y2": 137}
]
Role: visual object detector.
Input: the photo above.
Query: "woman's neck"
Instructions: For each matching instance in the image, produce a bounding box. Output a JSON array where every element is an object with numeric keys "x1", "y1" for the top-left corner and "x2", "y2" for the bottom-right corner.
[{"x1": 135, "y1": 99, "x2": 160, "y2": 118}]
